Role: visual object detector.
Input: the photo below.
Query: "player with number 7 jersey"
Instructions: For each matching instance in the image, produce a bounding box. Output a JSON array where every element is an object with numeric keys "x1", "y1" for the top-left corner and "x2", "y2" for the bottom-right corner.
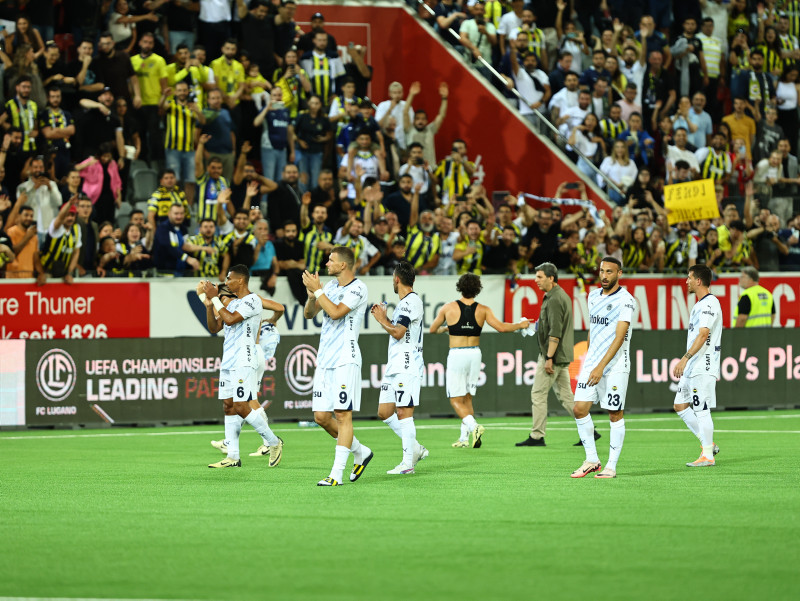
[{"x1": 571, "y1": 257, "x2": 636, "y2": 480}]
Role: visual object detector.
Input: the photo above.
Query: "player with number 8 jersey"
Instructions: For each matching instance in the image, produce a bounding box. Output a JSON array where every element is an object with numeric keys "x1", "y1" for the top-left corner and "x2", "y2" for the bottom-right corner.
[
  {"x1": 672, "y1": 264, "x2": 723, "y2": 467},
  {"x1": 571, "y1": 257, "x2": 636, "y2": 479}
]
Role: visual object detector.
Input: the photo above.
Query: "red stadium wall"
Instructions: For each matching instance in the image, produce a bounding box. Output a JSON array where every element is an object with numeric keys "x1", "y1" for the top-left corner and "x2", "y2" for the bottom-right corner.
[{"x1": 295, "y1": 3, "x2": 605, "y2": 203}]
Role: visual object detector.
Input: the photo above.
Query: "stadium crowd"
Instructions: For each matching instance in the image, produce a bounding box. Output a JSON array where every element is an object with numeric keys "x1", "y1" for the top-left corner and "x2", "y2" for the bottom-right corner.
[{"x1": 1, "y1": 0, "x2": 799, "y2": 292}]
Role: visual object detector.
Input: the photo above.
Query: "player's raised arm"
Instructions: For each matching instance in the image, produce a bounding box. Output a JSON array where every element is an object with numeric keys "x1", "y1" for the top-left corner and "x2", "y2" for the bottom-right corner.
[
  {"x1": 371, "y1": 302, "x2": 407, "y2": 340},
  {"x1": 586, "y1": 319, "x2": 631, "y2": 386},
  {"x1": 482, "y1": 306, "x2": 530, "y2": 333},
  {"x1": 204, "y1": 281, "x2": 246, "y2": 326}
]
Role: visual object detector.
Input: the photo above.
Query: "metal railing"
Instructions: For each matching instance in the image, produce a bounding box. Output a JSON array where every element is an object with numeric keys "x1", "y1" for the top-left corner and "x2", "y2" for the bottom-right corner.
[{"x1": 408, "y1": 0, "x2": 623, "y2": 197}]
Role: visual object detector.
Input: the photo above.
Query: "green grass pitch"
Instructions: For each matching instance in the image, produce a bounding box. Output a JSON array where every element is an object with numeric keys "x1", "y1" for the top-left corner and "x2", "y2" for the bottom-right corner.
[{"x1": 2, "y1": 411, "x2": 799, "y2": 601}]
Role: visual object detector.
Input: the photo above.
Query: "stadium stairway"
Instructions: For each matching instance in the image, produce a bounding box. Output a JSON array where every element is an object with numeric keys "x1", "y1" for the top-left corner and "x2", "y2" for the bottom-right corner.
[{"x1": 296, "y1": 0, "x2": 613, "y2": 210}]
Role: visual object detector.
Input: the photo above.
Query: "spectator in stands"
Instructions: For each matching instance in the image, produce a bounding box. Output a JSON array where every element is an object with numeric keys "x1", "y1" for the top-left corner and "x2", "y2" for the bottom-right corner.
[
  {"x1": 725, "y1": 219, "x2": 755, "y2": 268},
  {"x1": 267, "y1": 163, "x2": 301, "y2": 238},
  {"x1": 334, "y1": 215, "x2": 381, "y2": 275},
  {"x1": 116, "y1": 222, "x2": 152, "y2": 275},
  {"x1": 17, "y1": 156, "x2": 61, "y2": 243},
  {"x1": 749, "y1": 213, "x2": 789, "y2": 272},
  {"x1": 1, "y1": 76, "x2": 39, "y2": 154},
  {"x1": 148, "y1": 168, "x2": 190, "y2": 230},
  {"x1": 723, "y1": 97, "x2": 757, "y2": 160},
  {"x1": 75, "y1": 143, "x2": 123, "y2": 225},
  {"x1": 308, "y1": 169, "x2": 341, "y2": 231},
  {"x1": 186, "y1": 217, "x2": 224, "y2": 280},
  {"x1": 160, "y1": 81, "x2": 205, "y2": 207},
  {"x1": 509, "y1": 45, "x2": 550, "y2": 127},
  {"x1": 376, "y1": 82, "x2": 414, "y2": 152},
  {"x1": 666, "y1": 127, "x2": 700, "y2": 176},
  {"x1": 579, "y1": 49, "x2": 611, "y2": 90},
  {"x1": 254, "y1": 87, "x2": 292, "y2": 184},
  {"x1": 556, "y1": 89, "x2": 591, "y2": 141},
  {"x1": 109, "y1": 0, "x2": 148, "y2": 55},
  {"x1": 299, "y1": 30, "x2": 345, "y2": 108},
  {"x1": 754, "y1": 150, "x2": 784, "y2": 206},
  {"x1": 459, "y1": 2, "x2": 497, "y2": 76},
  {"x1": 299, "y1": 192, "x2": 334, "y2": 275},
  {"x1": 588, "y1": 77, "x2": 611, "y2": 120},
  {"x1": 194, "y1": 133, "x2": 231, "y2": 225},
  {"x1": 555, "y1": 1, "x2": 589, "y2": 73},
  {"x1": 34, "y1": 196, "x2": 81, "y2": 285},
  {"x1": 250, "y1": 218, "x2": 278, "y2": 292},
  {"x1": 79, "y1": 87, "x2": 126, "y2": 161},
  {"x1": 210, "y1": 38, "x2": 245, "y2": 111},
  {"x1": 39, "y1": 87, "x2": 76, "y2": 182},
  {"x1": 272, "y1": 1, "x2": 301, "y2": 65},
  {"x1": 568, "y1": 112, "x2": 605, "y2": 179},
  {"x1": 384, "y1": 175, "x2": 419, "y2": 229},
  {"x1": 74, "y1": 194, "x2": 98, "y2": 276},
  {"x1": 230, "y1": 145, "x2": 277, "y2": 210},
  {"x1": 484, "y1": 223, "x2": 520, "y2": 275},
  {"x1": 600, "y1": 140, "x2": 638, "y2": 204},
  {"x1": 775, "y1": 66, "x2": 800, "y2": 155},
  {"x1": 778, "y1": 214, "x2": 800, "y2": 271},
  {"x1": 93, "y1": 32, "x2": 139, "y2": 108},
  {"x1": 755, "y1": 105, "x2": 784, "y2": 163},
  {"x1": 275, "y1": 220, "x2": 306, "y2": 303},
  {"x1": 616, "y1": 82, "x2": 641, "y2": 123},
  {"x1": 221, "y1": 208, "x2": 257, "y2": 274},
  {"x1": 237, "y1": 0, "x2": 276, "y2": 77},
  {"x1": 152, "y1": 202, "x2": 203, "y2": 274},
  {"x1": 293, "y1": 94, "x2": 332, "y2": 192},
  {"x1": 618, "y1": 112, "x2": 654, "y2": 167},
  {"x1": 769, "y1": 139, "x2": 798, "y2": 226},
  {"x1": 549, "y1": 72, "x2": 579, "y2": 131},
  {"x1": 3, "y1": 192, "x2": 36, "y2": 278},
  {"x1": 403, "y1": 81, "x2": 448, "y2": 167},
  {"x1": 548, "y1": 52, "x2": 574, "y2": 94},
  {"x1": 199, "y1": 89, "x2": 235, "y2": 181},
  {"x1": 695, "y1": 132, "x2": 732, "y2": 184},
  {"x1": 434, "y1": 139, "x2": 475, "y2": 205}
]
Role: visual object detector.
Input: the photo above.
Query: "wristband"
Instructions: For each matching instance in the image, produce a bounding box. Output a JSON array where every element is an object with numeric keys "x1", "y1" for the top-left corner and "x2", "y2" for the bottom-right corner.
[
  {"x1": 314, "y1": 289, "x2": 324, "y2": 299},
  {"x1": 198, "y1": 293, "x2": 207, "y2": 303},
  {"x1": 516, "y1": 196, "x2": 526, "y2": 208},
  {"x1": 546, "y1": 355, "x2": 554, "y2": 361},
  {"x1": 211, "y1": 297, "x2": 224, "y2": 312}
]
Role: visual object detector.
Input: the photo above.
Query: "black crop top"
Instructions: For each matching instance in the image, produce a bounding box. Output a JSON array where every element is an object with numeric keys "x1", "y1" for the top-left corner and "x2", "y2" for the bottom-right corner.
[{"x1": 448, "y1": 301, "x2": 483, "y2": 337}]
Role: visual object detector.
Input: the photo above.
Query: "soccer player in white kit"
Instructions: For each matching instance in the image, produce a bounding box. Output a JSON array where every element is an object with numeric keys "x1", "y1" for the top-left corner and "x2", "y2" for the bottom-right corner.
[
  {"x1": 672, "y1": 264, "x2": 722, "y2": 467},
  {"x1": 202, "y1": 266, "x2": 284, "y2": 468},
  {"x1": 203, "y1": 283, "x2": 285, "y2": 461},
  {"x1": 370, "y1": 260, "x2": 429, "y2": 474},
  {"x1": 571, "y1": 257, "x2": 636, "y2": 479},
  {"x1": 302, "y1": 246, "x2": 374, "y2": 486}
]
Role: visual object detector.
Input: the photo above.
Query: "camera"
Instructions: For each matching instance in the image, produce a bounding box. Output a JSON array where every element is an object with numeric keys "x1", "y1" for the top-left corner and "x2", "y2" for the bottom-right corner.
[
  {"x1": 30, "y1": 220, "x2": 37, "y2": 227},
  {"x1": 476, "y1": 17, "x2": 486, "y2": 26},
  {"x1": 414, "y1": 157, "x2": 424, "y2": 165},
  {"x1": 188, "y1": 90, "x2": 197, "y2": 103}
]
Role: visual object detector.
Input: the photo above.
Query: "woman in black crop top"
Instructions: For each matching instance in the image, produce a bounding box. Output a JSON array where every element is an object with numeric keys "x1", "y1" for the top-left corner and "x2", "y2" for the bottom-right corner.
[{"x1": 430, "y1": 273, "x2": 529, "y2": 448}]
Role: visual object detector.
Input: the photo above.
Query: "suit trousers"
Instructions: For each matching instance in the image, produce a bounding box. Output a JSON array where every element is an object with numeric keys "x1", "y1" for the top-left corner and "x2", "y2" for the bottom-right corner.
[{"x1": 529, "y1": 354, "x2": 575, "y2": 440}]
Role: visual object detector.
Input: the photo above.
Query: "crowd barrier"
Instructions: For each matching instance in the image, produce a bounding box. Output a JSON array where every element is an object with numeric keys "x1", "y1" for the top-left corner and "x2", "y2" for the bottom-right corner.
[
  {"x1": 1, "y1": 273, "x2": 799, "y2": 341},
  {"x1": 1, "y1": 328, "x2": 797, "y2": 428}
]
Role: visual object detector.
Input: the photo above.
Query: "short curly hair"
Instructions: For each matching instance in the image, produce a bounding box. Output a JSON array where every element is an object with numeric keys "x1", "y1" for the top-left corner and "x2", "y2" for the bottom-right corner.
[{"x1": 456, "y1": 273, "x2": 482, "y2": 299}]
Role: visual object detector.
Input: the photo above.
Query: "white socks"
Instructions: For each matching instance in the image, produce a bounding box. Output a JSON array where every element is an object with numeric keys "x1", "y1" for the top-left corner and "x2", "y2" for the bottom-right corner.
[
  {"x1": 459, "y1": 421, "x2": 469, "y2": 442},
  {"x1": 695, "y1": 409, "x2": 715, "y2": 458},
  {"x1": 677, "y1": 408, "x2": 701, "y2": 441},
  {"x1": 245, "y1": 408, "x2": 279, "y2": 447},
  {"x1": 576, "y1": 415, "x2": 599, "y2": 463},
  {"x1": 462, "y1": 414, "x2": 477, "y2": 433},
  {"x1": 224, "y1": 415, "x2": 243, "y2": 460},
  {"x1": 399, "y1": 417, "x2": 416, "y2": 467},
  {"x1": 383, "y1": 413, "x2": 403, "y2": 437},
  {"x1": 606, "y1": 419, "x2": 625, "y2": 472},
  {"x1": 330, "y1": 445, "x2": 350, "y2": 483}
]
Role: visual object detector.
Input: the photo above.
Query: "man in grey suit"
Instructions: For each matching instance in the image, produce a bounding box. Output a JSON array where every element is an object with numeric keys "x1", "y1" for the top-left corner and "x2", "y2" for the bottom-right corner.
[{"x1": 772, "y1": 138, "x2": 798, "y2": 226}]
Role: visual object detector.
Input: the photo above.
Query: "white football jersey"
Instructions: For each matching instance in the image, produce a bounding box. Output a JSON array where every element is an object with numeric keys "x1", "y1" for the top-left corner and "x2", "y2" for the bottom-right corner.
[
  {"x1": 221, "y1": 293, "x2": 262, "y2": 370},
  {"x1": 258, "y1": 322, "x2": 281, "y2": 360},
  {"x1": 317, "y1": 278, "x2": 369, "y2": 369},
  {"x1": 686, "y1": 293, "x2": 723, "y2": 379},
  {"x1": 583, "y1": 286, "x2": 636, "y2": 375},
  {"x1": 385, "y1": 292, "x2": 424, "y2": 376}
]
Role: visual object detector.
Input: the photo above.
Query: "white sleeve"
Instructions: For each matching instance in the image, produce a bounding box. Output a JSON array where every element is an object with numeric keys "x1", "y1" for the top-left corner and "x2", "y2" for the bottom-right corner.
[
  {"x1": 619, "y1": 294, "x2": 636, "y2": 323},
  {"x1": 328, "y1": 98, "x2": 340, "y2": 119},
  {"x1": 695, "y1": 147, "x2": 709, "y2": 164},
  {"x1": 49, "y1": 221, "x2": 64, "y2": 237},
  {"x1": 688, "y1": 237, "x2": 698, "y2": 260},
  {"x1": 697, "y1": 301, "x2": 718, "y2": 330},
  {"x1": 236, "y1": 294, "x2": 261, "y2": 319},
  {"x1": 374, "y1": 101, "x2": 389, "y2": 122},
  {"x1": 340, "y1": 281, "x2": 366, "y2": 311}
]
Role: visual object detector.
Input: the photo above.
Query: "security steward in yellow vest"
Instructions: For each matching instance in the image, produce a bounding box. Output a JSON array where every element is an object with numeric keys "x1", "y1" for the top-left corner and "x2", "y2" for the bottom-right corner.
[{"x1": 732, "y1": 266, "x2": 775, "y2": 327}]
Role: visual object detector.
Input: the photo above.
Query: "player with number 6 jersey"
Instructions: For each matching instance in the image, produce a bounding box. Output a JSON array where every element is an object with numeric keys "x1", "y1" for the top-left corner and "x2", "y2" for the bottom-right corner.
[
  {"x1": 672, "y1": 264, "x2": 723, "y2": 467},
  {"x1": 371, "y1": 260, "x2": 428, "y2": 475},
  {"x1": 571, "y1": 257, "x2": 636, "y2": 479}
]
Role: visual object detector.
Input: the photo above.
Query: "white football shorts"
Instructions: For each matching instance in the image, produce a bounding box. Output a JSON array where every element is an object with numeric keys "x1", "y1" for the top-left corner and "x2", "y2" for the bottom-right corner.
[
  {"x1": 446, "y1": 347, "x2": 482, "y2": 398},
  {"x1": 673, "y1": 374, "x2": 717, "y2": 410},
  {"x1": 379, "y1": 373, "x2": 421, "y2": 407},
  {"x1": 259, "y1": 323, "x2": 280, "y2": 359},
  {"x1": 574, "y1": 369, "x2": 629, "y2": 410},
  {"x1": 312, "y1": 364, "x2": 362, "y2": 412},
  {"x1": 218, "y1": 366, "x2": 259, "y2": 402}
]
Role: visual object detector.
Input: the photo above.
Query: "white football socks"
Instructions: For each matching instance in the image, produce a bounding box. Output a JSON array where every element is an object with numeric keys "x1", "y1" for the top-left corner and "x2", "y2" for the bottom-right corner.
[
  {"x1": 677, "y1": 407, "x2": 701, "y2": 441},
  {"x1": 383, "y1": 413, "x2": 403, "y2": 438},
  {"x1": 606, "y1": 419, "x2": 625, "y2": 472},
  {"x1": 245, "y1": 408, "x2": 279, "y2": 447},
  {"x1": 695, "y1": 409, "x2": 715, "y2": 458},
  {"x1": 462, "y1": 414, "x2": 478, "y2": 433},
  {"x1": 350, "y1": 436, "x2": 370, "y2": 464},
  {"x1": 459, "y1": 422, "x2": 469, "y2": 442},
  {"x1": 576, "y1": 415, "x2": 599, "y2": 463},
  {"x1": 330, "y1": 445, "x2": 350, "y2": 484},
  {"x1": 399, "y1": 417, "x2": 416, "y2": 467},
  {"x1": 224, "y1": 415, "x2": 242, "y2": 460}
]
